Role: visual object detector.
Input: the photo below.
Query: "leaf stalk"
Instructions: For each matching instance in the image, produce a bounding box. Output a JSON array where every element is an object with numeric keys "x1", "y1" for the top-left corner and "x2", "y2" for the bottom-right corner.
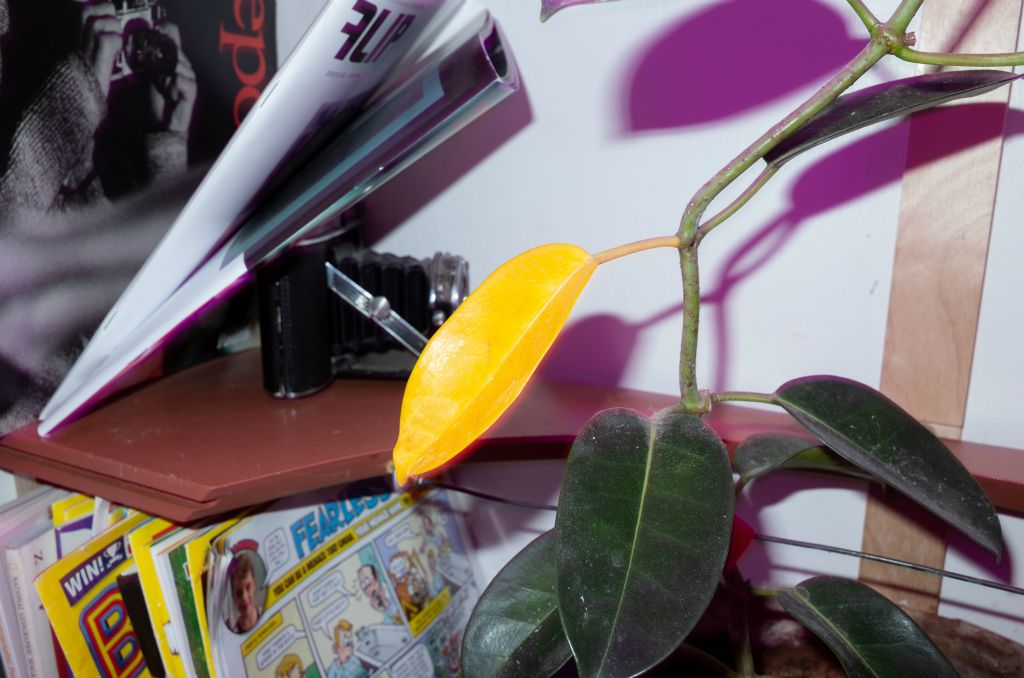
[
  {"x1": 895, "y1": 46, "x2": 1024, "y2": 67},
  {"x1": 593, "y1": 235, "x2": 681, "y2": 264},
  {"x1": 711, "y1": 391, "x2": 777, "y2": 406},
  {"x1": 845, "y1": 0, "x2": 879, "y2": 31}
]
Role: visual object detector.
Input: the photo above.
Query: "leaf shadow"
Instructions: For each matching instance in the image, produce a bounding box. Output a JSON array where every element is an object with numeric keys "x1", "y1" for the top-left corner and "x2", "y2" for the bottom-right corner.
[{"x1": 621, "y1": 0, "x2": 864, "y2": 134}]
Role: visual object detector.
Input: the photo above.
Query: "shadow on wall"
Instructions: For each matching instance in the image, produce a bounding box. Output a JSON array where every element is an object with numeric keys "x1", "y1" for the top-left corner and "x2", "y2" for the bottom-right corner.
[
  {"x1": 362, "y1": 82, "x2": 534, "y2": 245},
  {"x1": 543, "y1": 103, "x2": 1021, "y2": 390},
  {"x1": 622, "y1": 0, "x2": 863, "y2": 134}
]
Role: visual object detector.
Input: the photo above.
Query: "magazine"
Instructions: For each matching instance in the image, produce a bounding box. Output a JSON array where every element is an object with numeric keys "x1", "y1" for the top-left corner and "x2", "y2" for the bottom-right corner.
[
  {"x1": 128, "y1": 517, "x2": 186, "y2": 677},
  {"x1": 0, "y1": 485, "x2": 66, "y2": 675},
  {"x1": 39, "y1": 6, "x2": 520, "y2": 434},
  {"x1": 5, "y1": 516, "x2": 61, "y2": 678},
  {"x1": 206, "y1": 483, "x2": 480, "y2": 677},
  {"x1": 172, "y1": 516, "x2": 247, "y2": 677},
  {"x1": 35, "y1": 511, "x2": 151, "y2": 678},
  {"x1": 152, "y1": 526, "x2": 204, "y2": 678},
  {"x1": 39, "y1": 0, "x2": 465, "y2": 433},
  {"x1": 0, "y1": 0, "x2": 282, "y2": 429}
]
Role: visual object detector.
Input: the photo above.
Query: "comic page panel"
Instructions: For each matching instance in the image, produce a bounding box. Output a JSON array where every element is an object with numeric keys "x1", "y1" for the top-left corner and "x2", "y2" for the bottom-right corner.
[
  {"x1": 304, "y1": 544, "x2": 413, "y2": 678},
  {"x1": 241, "y1": 600, "x2": 320, "y2": 678},
  {"x1": 372, "y1": 493, "x2": 477, "y2": 638}
]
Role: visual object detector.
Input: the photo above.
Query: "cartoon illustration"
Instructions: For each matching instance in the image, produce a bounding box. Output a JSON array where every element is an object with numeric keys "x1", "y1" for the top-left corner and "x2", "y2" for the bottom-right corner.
[
  {"x1": 388, "y1": 551, "x2": 430, "y2": 620},
  {"x1": 226, "y1": 551, "x2": 266, "y2": 633},
  {"x1": 326, "y1": 619, "x2": 370, "y2": 678},
  {"x1": 412, "y1": 497, "x2": 472, "y2": 595},
  {"x1": 357, "y1": 563, "x2": 402, "y2": 625},
  {"x1": 276, "y1": 653, "x2": 303, "y2": 678},
  {"x1": 355, "y1": 623, "x2": 413, "y2": 666}
]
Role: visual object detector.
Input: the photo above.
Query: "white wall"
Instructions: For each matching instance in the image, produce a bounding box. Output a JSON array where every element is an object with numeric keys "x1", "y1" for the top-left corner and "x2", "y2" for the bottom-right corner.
[{"x1": 365, "y1": 0, "x2": 1024, "y2": 641}]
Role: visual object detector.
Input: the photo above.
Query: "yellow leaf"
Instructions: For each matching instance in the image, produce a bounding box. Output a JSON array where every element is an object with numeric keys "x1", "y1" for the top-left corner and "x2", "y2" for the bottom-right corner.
[{"x1": 393, "y1": 243, "x2": 597, "y2": 485}]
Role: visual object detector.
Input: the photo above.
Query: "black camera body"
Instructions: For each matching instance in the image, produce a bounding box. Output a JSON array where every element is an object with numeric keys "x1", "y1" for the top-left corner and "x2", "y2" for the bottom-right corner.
[
  {"x1": 257, "y1": 227, "x2": 469, "y2": 398},
  {"x1": 112, "y1": 0, "x2": 178, "y2": 82}
]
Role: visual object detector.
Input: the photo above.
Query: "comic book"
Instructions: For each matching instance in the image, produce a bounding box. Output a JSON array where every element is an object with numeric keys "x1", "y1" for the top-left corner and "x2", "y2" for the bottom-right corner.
[
  {"x1": 128, "y1": 517, "x2": 187, "y2": 677},
  {"x1": 207, "y1": 481, "x2": 480, "y2": 678},
  {"x1": 51, "y1": 494, "x2": 92, "y2": 528},
  {"x1": 50, "y1": 492, "x2": 97, "y2": 678},
  {"x1": 34, "y1": 511, "x2": 152, "y2": 678},
  {"x1": 152, "y1": 527, "x2": 203, "y2": 678},
  {"x1": 171, "y1": 516, "x2": 246, "y2": 678}
]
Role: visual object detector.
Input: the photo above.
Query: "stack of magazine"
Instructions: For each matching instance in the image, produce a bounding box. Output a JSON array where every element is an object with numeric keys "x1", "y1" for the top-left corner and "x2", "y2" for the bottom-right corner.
[
  {"x1": 0, "y1": 480, "x2": 479, "y2": 677},
  {"x1": 28, "y1": 0, "x2": 519, "y2": 434}
]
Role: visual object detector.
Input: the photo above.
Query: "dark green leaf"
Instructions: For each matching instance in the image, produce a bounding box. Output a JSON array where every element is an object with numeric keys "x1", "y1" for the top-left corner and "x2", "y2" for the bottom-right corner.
[
  {"x1": 775, "y1": 376, "x2": 1002, "y2": 557},
  {"x1": 734, "y1": 433, "x2": 877, "y2": 486},
  {"x1": 462, "y1": 531, "x2": 572, "y2": 678},
  {"x1": 766, "y1": 70, "x2": 1022, "y2": 167},
  {"x1": 556, "y1": 409, "x2": 734, "y2": 677},
  {"x1": 778, "y1": 576, "x2": 958, "y2": 677}
]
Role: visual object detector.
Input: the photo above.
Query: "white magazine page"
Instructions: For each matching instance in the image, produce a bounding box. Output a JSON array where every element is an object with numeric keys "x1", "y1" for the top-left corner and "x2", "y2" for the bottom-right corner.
[{"x1": 42, "y1": 0, "x2": 459, "y2": 425}]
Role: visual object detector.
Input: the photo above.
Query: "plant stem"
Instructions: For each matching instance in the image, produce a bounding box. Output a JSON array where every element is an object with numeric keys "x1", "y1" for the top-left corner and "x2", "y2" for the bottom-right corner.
[
  {"x1": 711, "y1": 391, "x2": 777, "y2": 406},
  {"x1": 593, "y1": 235, "x2": 680, "y2": 264},
  {"x1": 895, "y1": 46, "x2": 1024, "y2": 67},
  {"x1": 698, "y1": 166, "x2": 779, "y2": 240},
  {"x1": 845, "y1": 0, "x2": 879, "y2": 31},
  {"x1": 888, "y1": 0, "x2": 924, "y2": 32},
  {"x1": 679, "y1": 245, "x2": 705, "y2": 411},
  {"x1": 750, "y1": 587, "x2": 778, "y2": 598},
  {"x1": 675, "y1": 37, "x2": 888, "y2": 408}
]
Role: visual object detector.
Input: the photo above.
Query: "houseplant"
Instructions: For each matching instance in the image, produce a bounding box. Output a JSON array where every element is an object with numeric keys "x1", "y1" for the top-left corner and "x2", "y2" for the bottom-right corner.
[{"x1": 391, "y1": 0, "x2": 1024, "y2": 674}]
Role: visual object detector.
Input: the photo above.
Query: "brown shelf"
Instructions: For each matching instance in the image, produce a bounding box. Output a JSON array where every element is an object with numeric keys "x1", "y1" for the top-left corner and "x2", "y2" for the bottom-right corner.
[{"x1": 1, "y1": 349, "x2": 1022, "y2": 522}]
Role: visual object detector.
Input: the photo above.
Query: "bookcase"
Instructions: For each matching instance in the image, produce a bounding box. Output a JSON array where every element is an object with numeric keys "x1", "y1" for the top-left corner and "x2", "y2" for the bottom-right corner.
[{"x1": 1, "y1": 348, "x2": 1021, "y2": 523}]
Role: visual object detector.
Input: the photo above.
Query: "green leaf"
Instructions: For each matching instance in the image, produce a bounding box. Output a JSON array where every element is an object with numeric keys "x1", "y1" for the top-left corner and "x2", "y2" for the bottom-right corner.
[
  {"x1": 775, "y1": 376, "x2": 1002, "y2": 558},
  {"x1": 765, "y1": 70, "x2": 1022, "y2": 167},
  {"x1": 734, "y1": 433, "x2": 877, "y2": 486},
  {"x1": 778, "y1": 576, "x2": 958, "y2": 677},
  {"x1": 462, "y1": 531, "x2": 572, "y2": 678},
  {"x1": 556, "y1": 409, "x2": 734, "y2": 677}
]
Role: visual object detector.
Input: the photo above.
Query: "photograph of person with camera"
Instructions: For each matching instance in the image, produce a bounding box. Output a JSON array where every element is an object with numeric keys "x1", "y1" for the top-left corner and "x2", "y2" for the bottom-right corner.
[{"x1": 0, "y1": 0, "x2": 270, "y2": 434}]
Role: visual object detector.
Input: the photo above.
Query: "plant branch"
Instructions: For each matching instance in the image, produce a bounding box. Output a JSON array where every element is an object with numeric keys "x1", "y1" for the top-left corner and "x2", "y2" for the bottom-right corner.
[
  {"x1": 679, "y1": 246, "x2": 705, "y2": 410},
  {"x1": 895, "y1": 46, "x2": 1024, "y2": 67},
  {"x1": 845, "y1": 0, "x2": 879, "y2": 31},
  {"x1": 697, "y1": 166, "x2": 779, "y2": 241},
  {"x1": 674, "y1": 38, "x2": 888, "y2": 406},
  {"x1": 711, "y1": 391, "x2": 776, "y2": 406},
  {"x1": 888, "y1": 0, "x2": 924, "y2": 32},
  {"x1": 593, "y1": 235, "x2": 680, "y2": 264}
]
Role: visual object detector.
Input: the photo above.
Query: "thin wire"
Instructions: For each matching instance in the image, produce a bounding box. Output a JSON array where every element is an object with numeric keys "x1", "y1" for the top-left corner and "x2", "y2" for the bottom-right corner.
[
  {"x1": 426, "y1": 480, "x2": 1024, "y2": 598},
  {"x1": 420, "y1": 480, "x2": 559, "y2": 512},
  {"x1": 757, "y1": 535, "x2": 1024, "y2": 597}
]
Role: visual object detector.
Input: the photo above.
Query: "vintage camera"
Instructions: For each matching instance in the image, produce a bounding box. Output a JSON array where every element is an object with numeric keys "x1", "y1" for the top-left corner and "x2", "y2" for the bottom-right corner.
[
  {"x1": 111, "y1": 0, "x2": 178, "y2": 82},
  {"x1": 257, "y1": 222, "x2": 469, "y2": 398}
]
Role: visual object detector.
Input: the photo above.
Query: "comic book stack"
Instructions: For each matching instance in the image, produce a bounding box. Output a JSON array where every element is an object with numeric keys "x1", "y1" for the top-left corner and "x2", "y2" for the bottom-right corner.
[{"x1": 0, "y1": 480, "x2": 480, "y2": 678}]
